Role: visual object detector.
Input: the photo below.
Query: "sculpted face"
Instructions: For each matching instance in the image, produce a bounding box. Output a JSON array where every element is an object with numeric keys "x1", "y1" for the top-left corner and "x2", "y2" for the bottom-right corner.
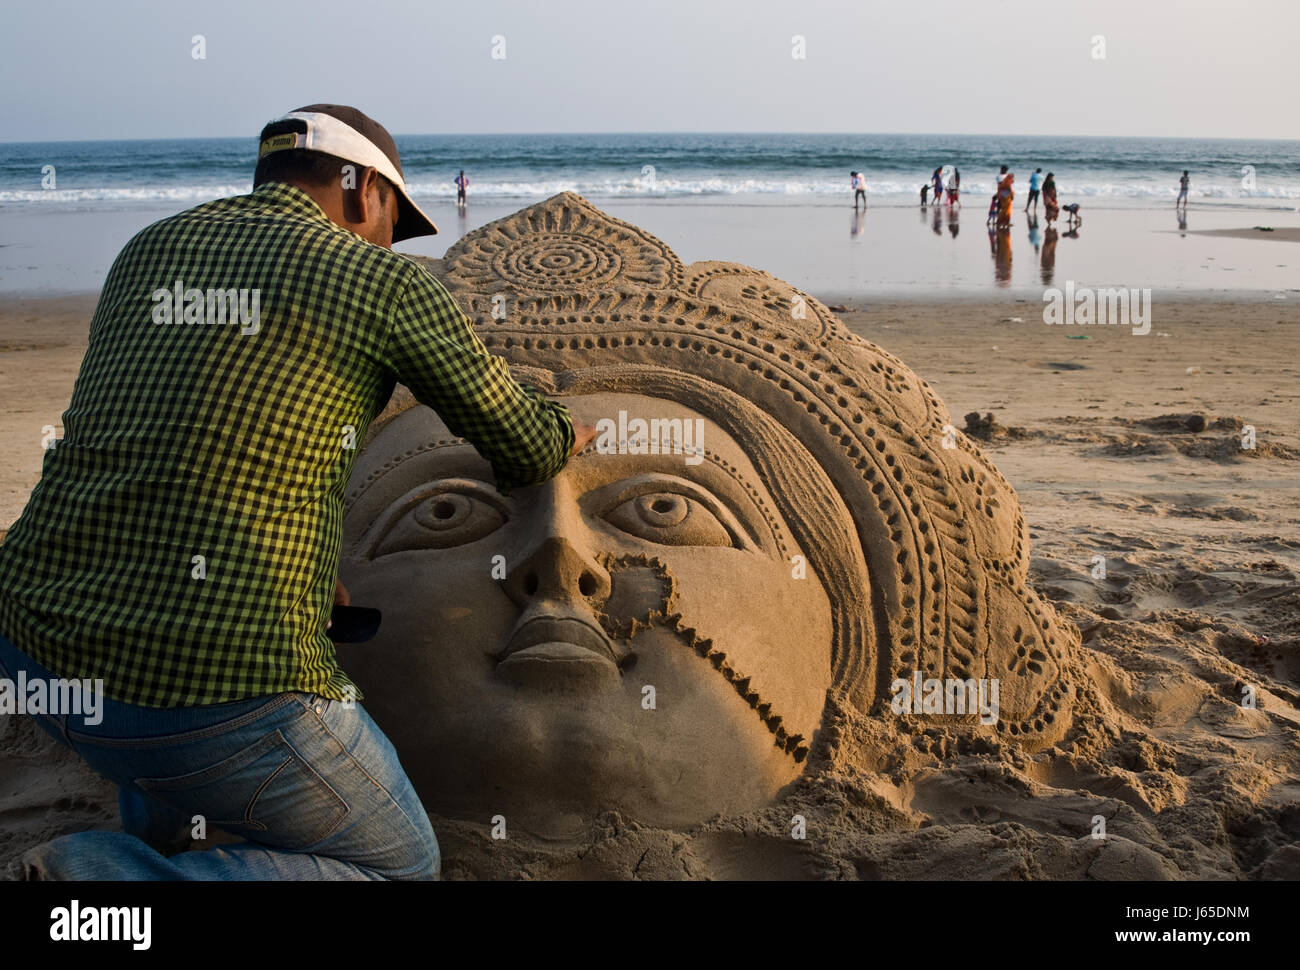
[
  {"x1": 335, "y1": 191, "x2": 1083, "y2": 853},
  {"x1": 339, "y1": 391, "x2": 834, "y2": 834}
]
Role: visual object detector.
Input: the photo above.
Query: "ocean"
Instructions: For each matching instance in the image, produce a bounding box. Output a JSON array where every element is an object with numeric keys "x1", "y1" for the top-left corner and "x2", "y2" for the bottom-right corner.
[
  {"x1": 2, "y1": 133, "x2": 1298, "y2": 211},
  {"x1": 2, "y1": 133, "x2": 1297, "y2": 298}
]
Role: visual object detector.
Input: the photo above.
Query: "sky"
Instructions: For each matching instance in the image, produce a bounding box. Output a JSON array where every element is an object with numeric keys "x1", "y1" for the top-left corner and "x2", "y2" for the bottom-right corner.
[{"x1": 1, "y1": 0, "x2": 1295, "y2": 142}]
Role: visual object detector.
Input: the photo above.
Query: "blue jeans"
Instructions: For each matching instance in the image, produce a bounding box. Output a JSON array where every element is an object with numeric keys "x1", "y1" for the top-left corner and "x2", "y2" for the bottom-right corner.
[{"x1": 0, "y1": 633, "x2": 439, "y2": 880}]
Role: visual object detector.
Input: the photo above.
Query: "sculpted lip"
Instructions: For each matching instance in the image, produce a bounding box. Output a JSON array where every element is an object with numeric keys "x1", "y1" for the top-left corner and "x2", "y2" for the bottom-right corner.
[{"x1": 499, "y1": 615, "x2": 621, "y2": 668}]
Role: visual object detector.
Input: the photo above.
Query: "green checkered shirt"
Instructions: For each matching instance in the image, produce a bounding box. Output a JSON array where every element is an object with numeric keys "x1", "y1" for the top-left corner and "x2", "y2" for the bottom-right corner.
[{"x1": 0, "y1": 181, "x2": 574, "y2": 707}]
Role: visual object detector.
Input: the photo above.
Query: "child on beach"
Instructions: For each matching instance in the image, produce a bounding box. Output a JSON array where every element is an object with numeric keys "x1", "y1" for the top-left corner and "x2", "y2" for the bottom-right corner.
[
  {"x1": 1176, "y1": 170, "x2": 1190, "y2": 208},
  {"x1": 1062, "y1": 202, "x2": 1082, "y2": 227},
  {"x1": 920, "y1": 183, "x2": 930, "y2": 205}
]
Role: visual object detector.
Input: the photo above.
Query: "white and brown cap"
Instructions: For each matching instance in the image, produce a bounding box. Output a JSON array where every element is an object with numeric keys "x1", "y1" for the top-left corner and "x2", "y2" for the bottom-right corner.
[{"x1": 258, "y1": 104, "x2": 437, "y2": 241}]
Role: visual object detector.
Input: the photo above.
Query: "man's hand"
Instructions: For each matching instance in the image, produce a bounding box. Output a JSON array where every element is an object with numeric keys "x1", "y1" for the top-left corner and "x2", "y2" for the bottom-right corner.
[
  {"x1": 327, "y1": 579, "x2": 350, "y2": 631},
  {"x1": 570, "y1": 418, "x2": 598, "y2": 457}
]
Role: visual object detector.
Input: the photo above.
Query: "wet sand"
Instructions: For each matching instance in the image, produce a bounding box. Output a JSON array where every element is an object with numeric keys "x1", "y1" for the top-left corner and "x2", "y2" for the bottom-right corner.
[
  {"x1": 1189, "y1": 227, "x2": 1300, "y2": 243},
  {"x1": 5, "y1": 201, "x2": 1300, "y2": 301}
]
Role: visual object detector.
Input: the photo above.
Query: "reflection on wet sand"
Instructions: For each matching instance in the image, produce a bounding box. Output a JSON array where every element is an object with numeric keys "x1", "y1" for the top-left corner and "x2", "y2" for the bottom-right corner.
[
  {"x1": 901, "y1": 200, "x2": 1267, "y2": 293},
  {"x1": 1040, "y1": 226, "x2": 1058, "y2": 285},
  {"x1": 989, "y1": 227, "x2": 1012, "y2": 285}
]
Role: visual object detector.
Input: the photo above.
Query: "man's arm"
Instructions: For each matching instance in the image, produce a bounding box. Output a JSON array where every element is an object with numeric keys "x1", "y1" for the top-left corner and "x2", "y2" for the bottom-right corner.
[{"x1": 383, "y1": 266, "x2": 589, "y2": 494}]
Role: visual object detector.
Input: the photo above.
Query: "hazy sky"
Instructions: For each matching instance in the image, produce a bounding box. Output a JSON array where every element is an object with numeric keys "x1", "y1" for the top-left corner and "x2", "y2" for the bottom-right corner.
[{"x1": 2, "y1": 0, "x2": 1294, "y2": 142}]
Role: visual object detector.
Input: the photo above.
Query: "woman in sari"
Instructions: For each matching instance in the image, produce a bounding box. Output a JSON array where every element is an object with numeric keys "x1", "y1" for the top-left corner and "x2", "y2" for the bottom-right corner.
[
  {"x1": 995, "y1": 171, "x2": 1014, "y2": 228},
  {"x1": 1042, "y1": 172, "x2": 1059, "y2": 224}
]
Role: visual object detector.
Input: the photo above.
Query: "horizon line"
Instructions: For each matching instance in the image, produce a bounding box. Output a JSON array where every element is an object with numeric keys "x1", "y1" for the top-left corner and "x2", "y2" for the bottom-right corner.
[{"x1": 3, "y1": 131, "x2": 1299, "y2": 147}]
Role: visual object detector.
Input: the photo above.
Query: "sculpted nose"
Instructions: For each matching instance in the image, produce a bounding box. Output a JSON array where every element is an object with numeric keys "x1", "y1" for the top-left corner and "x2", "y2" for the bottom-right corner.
[
  {"x1": 499, "y1": 480, "x2": 611, "y2": 611},
  {"x1": 502, "y1": 535, "x2": 611, "y2": 610}
]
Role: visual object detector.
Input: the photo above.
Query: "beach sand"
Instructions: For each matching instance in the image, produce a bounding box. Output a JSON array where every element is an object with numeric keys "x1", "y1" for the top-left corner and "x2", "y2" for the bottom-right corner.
[
  {"x1": 1, "y1": 292, "x2": 1298, "y2": 879},
  {"x1": 1190, "y1": 227, "x2": 1300, "y2": 243}
]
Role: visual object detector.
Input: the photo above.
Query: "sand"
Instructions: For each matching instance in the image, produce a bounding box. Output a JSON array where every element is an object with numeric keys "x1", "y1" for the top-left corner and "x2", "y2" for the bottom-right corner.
[
  {"x1": 1189, "y1": 227, "x2": 1300, "y2": 243},
  {"x1": 2, "y1": 291, "x2": 1298, "y2": 879},
  {"x1": 0, "y1": 295, "x2": 92, "y2": 534}
]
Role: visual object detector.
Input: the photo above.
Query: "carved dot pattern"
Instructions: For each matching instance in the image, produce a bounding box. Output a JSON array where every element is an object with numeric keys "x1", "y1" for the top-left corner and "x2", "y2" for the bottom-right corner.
[
  {"x1": 441, "y1": 191, "x2": 683, "y2": 294},
  {"x1": 492, "y1": 234, "x2": 622, "y2": 290}
]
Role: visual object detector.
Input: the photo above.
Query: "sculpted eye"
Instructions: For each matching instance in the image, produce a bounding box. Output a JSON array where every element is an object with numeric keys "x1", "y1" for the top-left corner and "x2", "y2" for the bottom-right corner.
[
  {"x1": 603, "y1": 491, "x2": 733, "y2": 547},
  {"x1": 417, "y1": 493, "x2": 474, "y2": 530},
  {"x1": 370, "y1": 481, "x2": 506, "y2": 556}
]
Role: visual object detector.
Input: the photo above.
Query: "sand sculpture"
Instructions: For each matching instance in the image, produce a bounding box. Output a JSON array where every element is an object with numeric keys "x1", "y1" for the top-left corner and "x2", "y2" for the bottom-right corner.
[{"x1": 337, "y1": 192, "x2": 1084, "y2": 836}]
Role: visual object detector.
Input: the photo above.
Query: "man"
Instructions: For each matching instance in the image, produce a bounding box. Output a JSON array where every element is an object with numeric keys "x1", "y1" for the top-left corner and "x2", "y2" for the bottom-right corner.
[
  {"x1": 851, "y1": 170, "x2": 866, "y2": 209},
  {"x1": 1025, "y1": 167, "x2": 1043, "y2": 213},
  {"x1": 1176, "y1": 170, "x2": 1190, "y2": 208},
  {"x1": 455, "y1": 168, "x2": 469, "y2": 207},
  {"x1": 0, "y1": 104, "x2": 597, "y2": 880}
]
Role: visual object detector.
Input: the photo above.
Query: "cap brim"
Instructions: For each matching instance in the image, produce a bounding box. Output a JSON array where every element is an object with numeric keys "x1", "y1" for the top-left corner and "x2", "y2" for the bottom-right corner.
[
  {"x1": 392, "y1": 184, "x2": 438, "y2": 242},
  {"x1": 266, "y1": 110, "x2": 436, "y2": 242}
]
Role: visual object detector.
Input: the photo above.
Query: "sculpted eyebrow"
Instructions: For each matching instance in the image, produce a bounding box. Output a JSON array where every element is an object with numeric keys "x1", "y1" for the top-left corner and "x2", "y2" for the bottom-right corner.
[{"x1": 346, "y1": 439, "x2": 493, "y2": 511}]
